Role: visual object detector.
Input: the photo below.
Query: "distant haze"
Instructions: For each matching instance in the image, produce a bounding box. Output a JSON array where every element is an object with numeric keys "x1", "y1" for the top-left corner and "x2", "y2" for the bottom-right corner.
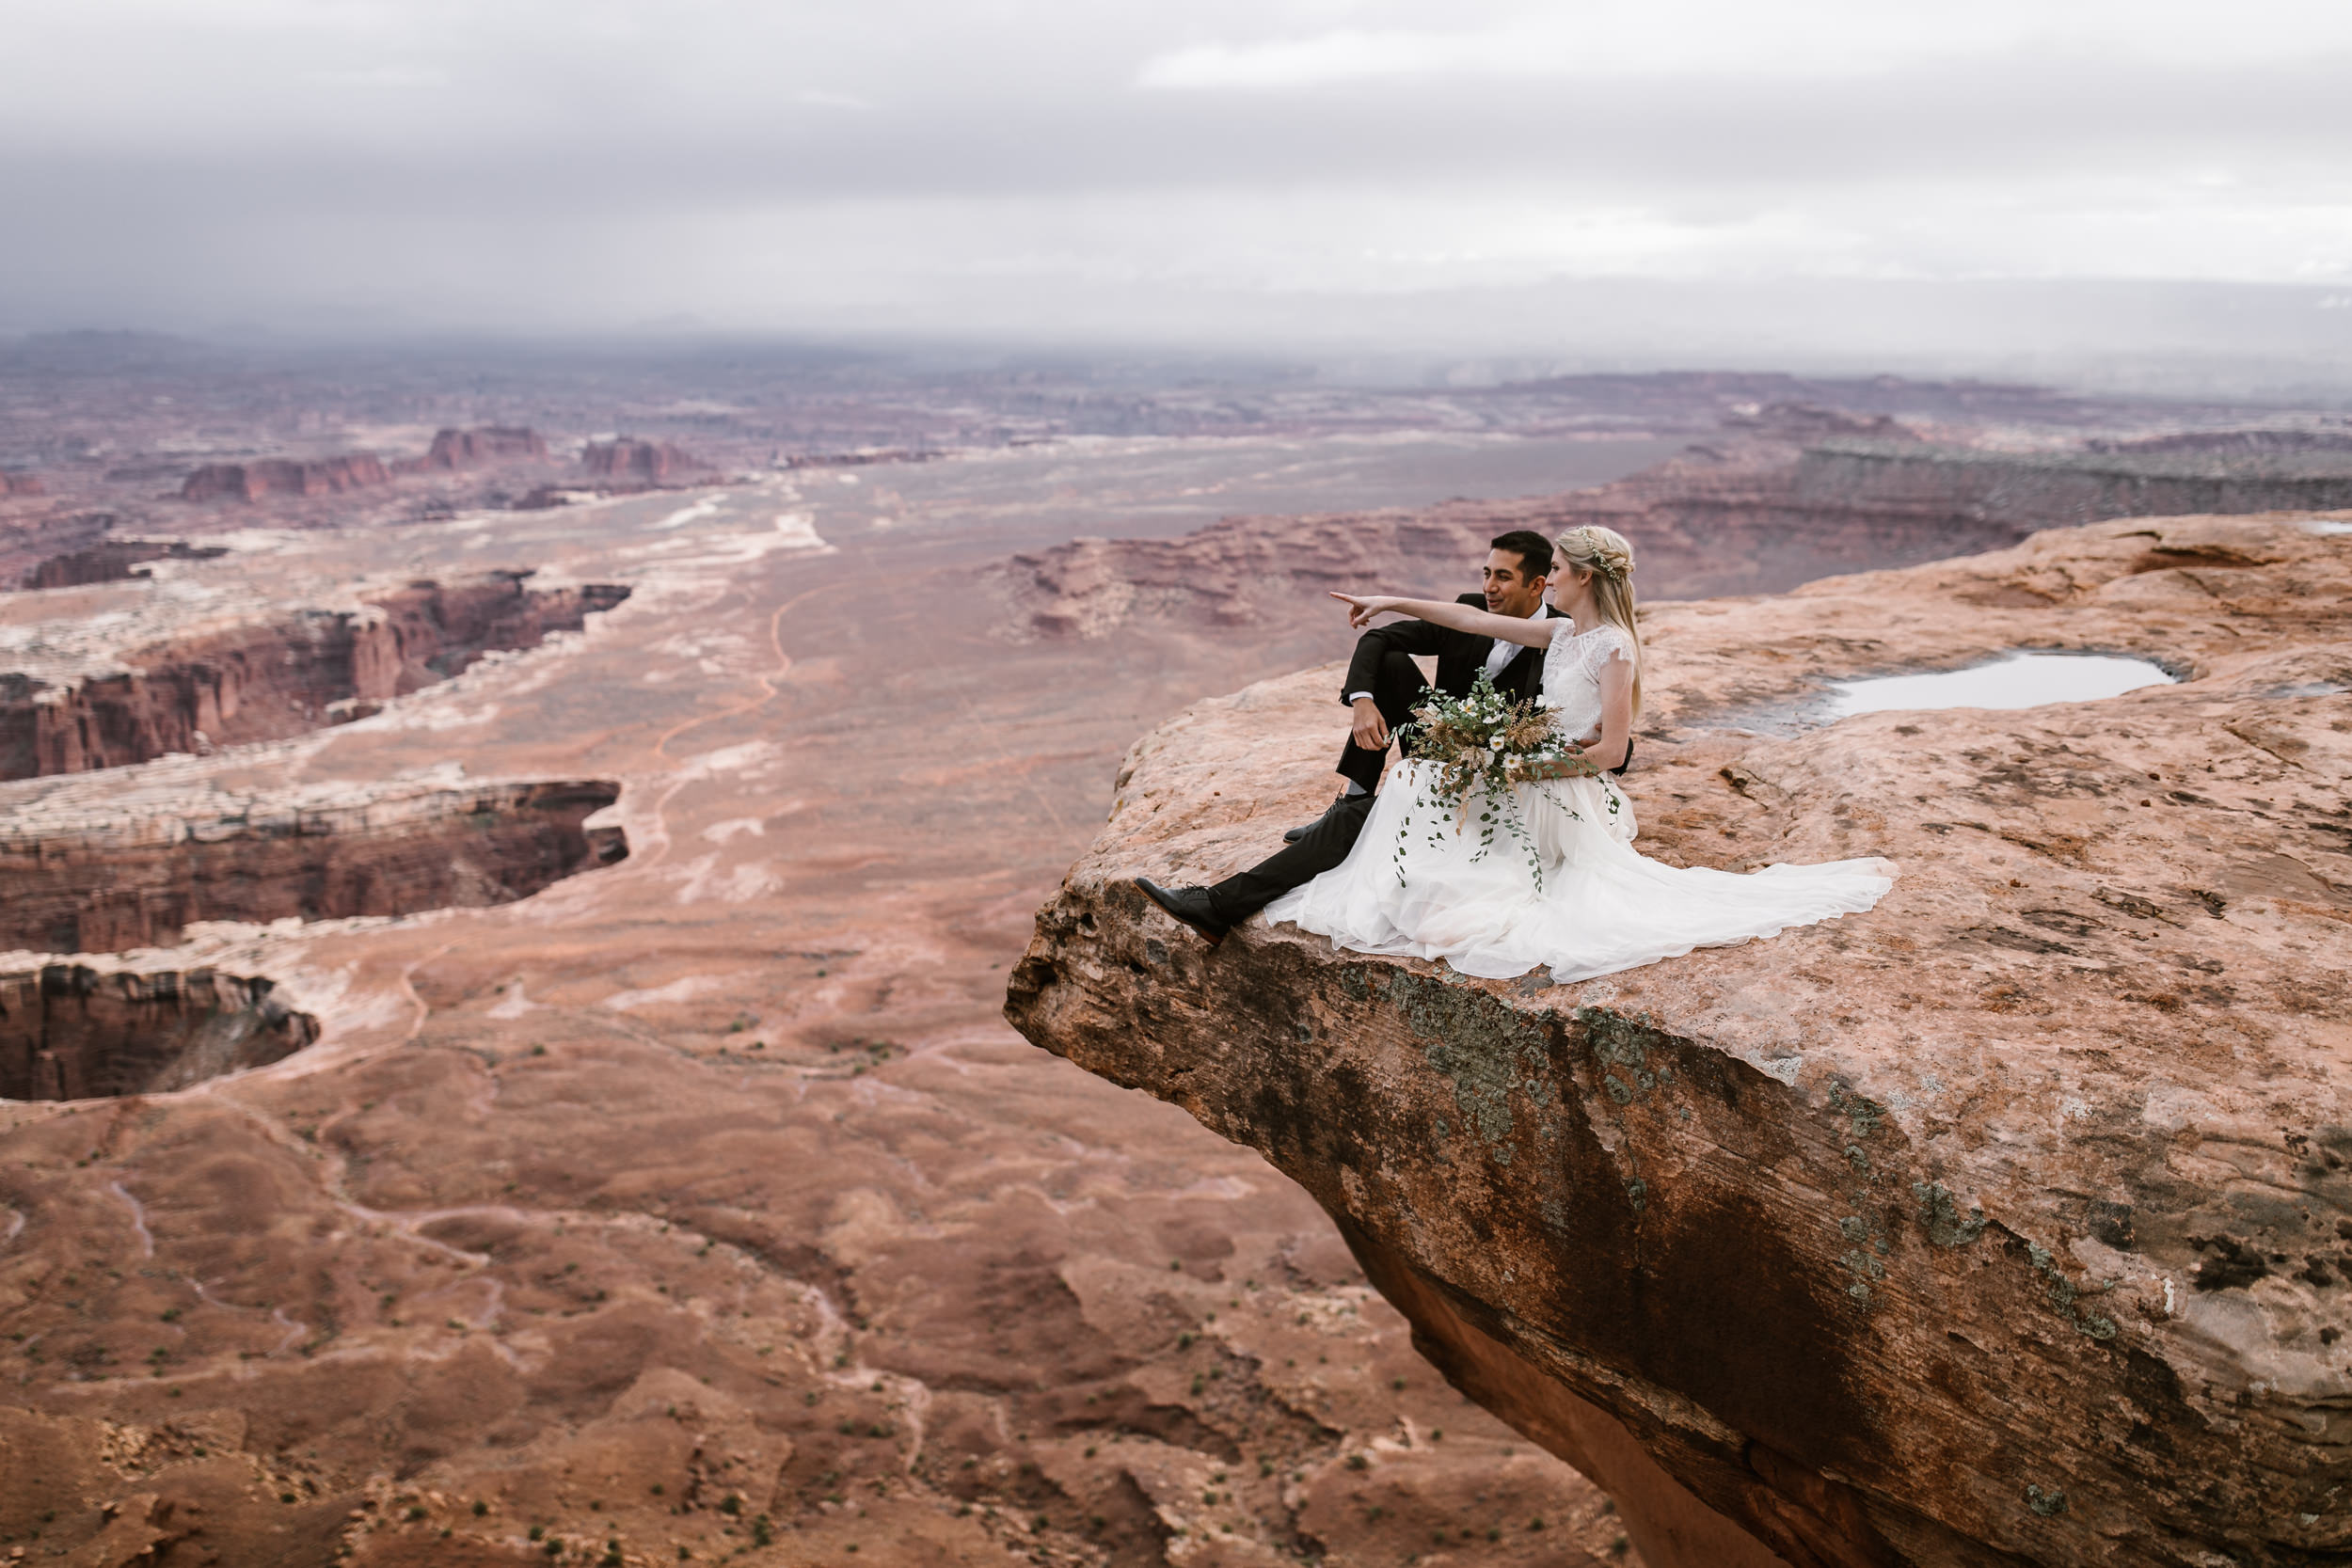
[{"x1": 6, "y1": 0, "x2": 2352, "y2": 390}]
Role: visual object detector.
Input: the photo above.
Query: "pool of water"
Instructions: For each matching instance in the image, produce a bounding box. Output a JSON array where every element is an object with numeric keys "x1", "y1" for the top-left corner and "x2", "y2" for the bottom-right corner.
[{"x1": 1827, "y1": 653, "x2": 2176, "y2": 717}]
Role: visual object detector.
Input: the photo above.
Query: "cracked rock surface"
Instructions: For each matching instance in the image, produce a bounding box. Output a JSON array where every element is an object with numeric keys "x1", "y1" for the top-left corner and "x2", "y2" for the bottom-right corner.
[{"x1": 1008, "y1": 512, "x2": 2352, "y2": 1568}]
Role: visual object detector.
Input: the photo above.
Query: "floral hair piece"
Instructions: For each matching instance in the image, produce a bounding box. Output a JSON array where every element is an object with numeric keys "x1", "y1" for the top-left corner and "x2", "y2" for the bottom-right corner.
[{"x1": 1556, "y1": 526, "x2": 1634, "y2": 581}]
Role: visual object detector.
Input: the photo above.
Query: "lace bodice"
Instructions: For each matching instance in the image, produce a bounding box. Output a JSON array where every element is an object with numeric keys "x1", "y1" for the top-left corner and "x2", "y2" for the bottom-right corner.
[{"x1": 1540, "y1": 621, "x2": 1635, "y2": 741}]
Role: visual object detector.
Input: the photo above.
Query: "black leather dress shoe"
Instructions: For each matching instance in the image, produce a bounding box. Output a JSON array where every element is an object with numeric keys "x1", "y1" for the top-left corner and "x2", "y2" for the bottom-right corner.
[
  {"x1": 1283, "y1": 791, "x2": 1357, "y2": 843},
  {"x1": 1137, "y1": 878, "x2": 1231, "y2": 945}
]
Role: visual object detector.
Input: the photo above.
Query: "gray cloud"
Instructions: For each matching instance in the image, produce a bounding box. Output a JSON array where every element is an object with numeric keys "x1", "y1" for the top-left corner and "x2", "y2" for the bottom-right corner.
[{"x1": 4, "y1": 0, "x2": 2350, "y2": 369}]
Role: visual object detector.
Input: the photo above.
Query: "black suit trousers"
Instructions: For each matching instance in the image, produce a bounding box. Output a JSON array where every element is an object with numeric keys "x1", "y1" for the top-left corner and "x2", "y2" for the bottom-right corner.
[
  {"x1": 1207, "y1": 790, "x2": 1375, "y2": 924},
  {"x1": 1204, "y1": 651, "x2": 1422, "y2": 921}
]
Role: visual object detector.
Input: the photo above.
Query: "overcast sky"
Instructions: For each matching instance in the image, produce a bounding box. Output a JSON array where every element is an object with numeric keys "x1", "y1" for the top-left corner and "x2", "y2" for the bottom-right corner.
[{"x1": 6, "y1": 0, "x2": 2352, "y2": 367}]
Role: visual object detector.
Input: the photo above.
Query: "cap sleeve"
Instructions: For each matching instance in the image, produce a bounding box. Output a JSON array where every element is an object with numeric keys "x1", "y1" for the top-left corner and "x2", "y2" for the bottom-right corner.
[{"x1": 1597, "y1": 623, "x2": 1636, "y2": 665}]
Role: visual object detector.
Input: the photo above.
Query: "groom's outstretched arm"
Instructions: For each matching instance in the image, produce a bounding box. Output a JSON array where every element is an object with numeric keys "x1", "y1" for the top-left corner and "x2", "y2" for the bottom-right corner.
[
  {"x1": 1337, "y1": 604, "x2": 1457, "y2": 704},
  {"x1": 1334, "y1": 593, "x2": 1554, "y2": 649}
]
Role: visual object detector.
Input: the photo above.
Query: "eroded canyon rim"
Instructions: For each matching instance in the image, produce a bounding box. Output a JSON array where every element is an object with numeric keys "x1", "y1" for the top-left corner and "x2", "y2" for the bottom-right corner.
[
  {"x1": 0, "y1": 965, "x2": 319, "y2": 1101},
  {"x1": 1007, "y1": 512, "x2": 2352, "y2": 1568},
  {"x1": 0, "y1": 447, "x2": 1677, "y2": 1568},
  {"x1": 21, "y1": 541, "x2": 229, "y2": 592},
  {"x1": 993, "y1": 421, "x2": 2352, "y2": 640},
  {"x1": 0, "y1": 777, "x2": 627, "y2": 955},
  {"x1": 0, "y1": 573, "x2": 630, "y2": 779},
  {"x1": 8, "y1": 356, "x2": 2351, "y2": 1567}
]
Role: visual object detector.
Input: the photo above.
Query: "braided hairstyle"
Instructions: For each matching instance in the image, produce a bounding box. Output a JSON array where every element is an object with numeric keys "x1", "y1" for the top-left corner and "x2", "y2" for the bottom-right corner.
[{"x1": 1552, "y1": 525, "x2": 1643, "y2": 716}]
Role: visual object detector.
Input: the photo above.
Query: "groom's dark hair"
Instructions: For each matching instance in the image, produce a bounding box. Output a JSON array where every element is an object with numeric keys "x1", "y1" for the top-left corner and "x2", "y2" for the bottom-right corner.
[{"x1": 1488, "y1": 530, "x2": 1554, "y2": 579}]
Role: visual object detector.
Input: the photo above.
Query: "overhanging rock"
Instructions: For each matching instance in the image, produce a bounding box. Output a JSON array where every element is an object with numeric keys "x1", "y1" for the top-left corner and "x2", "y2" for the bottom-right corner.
[{"x1": 1007, "y1": 513, "x2": 2352, "y2": 1567}]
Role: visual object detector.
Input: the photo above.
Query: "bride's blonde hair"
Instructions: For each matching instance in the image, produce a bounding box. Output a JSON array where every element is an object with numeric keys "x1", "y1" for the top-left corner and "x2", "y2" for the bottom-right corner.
[{"x1": 1553, "y1": 525, "x2": 1643, "y2": 716}]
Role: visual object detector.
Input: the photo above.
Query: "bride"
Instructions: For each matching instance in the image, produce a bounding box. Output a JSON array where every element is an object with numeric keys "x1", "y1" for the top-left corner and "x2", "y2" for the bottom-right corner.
[{"x1": 1263, "y1": 526, "x2": 1897, "y2": 983}]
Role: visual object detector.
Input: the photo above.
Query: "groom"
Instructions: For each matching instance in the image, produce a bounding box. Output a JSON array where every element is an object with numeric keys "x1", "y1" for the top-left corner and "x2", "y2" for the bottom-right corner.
[{"x1": 1140, "y1": 529, "x2": 1567, "y2": 944}]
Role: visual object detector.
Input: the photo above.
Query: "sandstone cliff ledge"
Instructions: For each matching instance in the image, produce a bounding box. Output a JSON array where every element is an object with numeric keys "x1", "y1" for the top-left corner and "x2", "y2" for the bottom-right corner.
[{"x1": 1007, "y1": 514, "x2": 2352, "y2": 1568}]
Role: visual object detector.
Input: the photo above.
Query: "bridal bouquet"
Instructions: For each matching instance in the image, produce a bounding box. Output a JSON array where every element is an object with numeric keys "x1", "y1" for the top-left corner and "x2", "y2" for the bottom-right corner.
[{"x1": 1391, "y1": 671, "x2": 1599, "y2": 885}]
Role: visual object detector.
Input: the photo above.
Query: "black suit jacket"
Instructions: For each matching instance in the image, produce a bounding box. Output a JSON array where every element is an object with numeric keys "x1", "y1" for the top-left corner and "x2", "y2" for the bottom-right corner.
[{"x1": 1341, "y1": 594, "x2": 1565, "y2": 709}]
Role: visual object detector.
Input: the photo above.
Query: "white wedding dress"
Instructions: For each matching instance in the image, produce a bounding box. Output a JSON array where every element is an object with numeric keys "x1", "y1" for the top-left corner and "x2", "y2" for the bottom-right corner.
[{"x1": 1263, "y1": 620, "x2": 1898, "y2": 982}]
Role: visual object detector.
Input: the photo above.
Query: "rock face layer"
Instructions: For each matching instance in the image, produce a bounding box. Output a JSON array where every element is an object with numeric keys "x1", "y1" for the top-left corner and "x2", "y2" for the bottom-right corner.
[
  {"x1": 994, "y1": 435, "x2": 2352, "y2": 640},
  {"x1": 0, "y1": 511, "x2": 120, "y2": 592},
  {"x1": 1007, "y1": 513, "x2": 2352, "y2": 1568},
  {"x1": 0, "y1": 778, "x2": 627, "y2": 955},
  {"x1": 178, "y1": 454, "x2": 389, "y2": 502},
  {"x1": 413, "y1": 424, "x2": 548, "y2": 468},
  {"x1": 582, "y1": 437, "x2": 702, "y2": 482},
  {"x1": 0, "y1": 964, "x2": 317, "y2": 1100},
  {"x1": 0, "y1": 577, "x2": 630, "y2": 778},
  {"x1": 1801, "y1": 439, "x2": 2352, "y2": 534},
  {"x1": 20, "y1": 539, "x2": 227, "y2": 591}
]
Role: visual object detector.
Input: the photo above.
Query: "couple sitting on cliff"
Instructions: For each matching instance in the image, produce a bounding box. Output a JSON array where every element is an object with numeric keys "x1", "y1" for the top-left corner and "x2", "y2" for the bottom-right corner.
[{"x1": 1140, "y1": 527, "x2": 1897, "y2": 982}]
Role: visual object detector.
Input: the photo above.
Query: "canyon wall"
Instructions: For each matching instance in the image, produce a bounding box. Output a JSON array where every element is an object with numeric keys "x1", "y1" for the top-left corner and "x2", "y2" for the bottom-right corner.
[
  {"x1": 0, "y1": 779, "x2": 626, "y2": 955},
  {"x1": 0, "y1": 964, "x2": 318, "y2": 1101},
  {"x1": 1798, "y1": 439, "x2": 2352, "y2": 533},
  {"x1": 1007, "y1": 513, "x2": 2352, "y2": 1567},
  {"x1": 179, "y1": 454, "x2": 389, "y2": 503},
  {"x1": 413, "y1": 425, "x2": 548, "y2": 468},
  {"x1": 0, "y1": 511, "x2": 120, "y2": 593},
  {"x1": 582, "y1": 438, "x2": 703, "y2": 483},
  {"x1": 20, "y1": 540, "x2": 226, "y2": 591},
  {"x1": 995, "y1": 436, "x2": 2352, "y2": 641},
  {"x1": 169, "y1": 427, "x2": 549, "y2": 498},
  {"x1": 0, "y1": 471, "x2": 42, "y2": 497},
  {"x1": 0, "y1": 578, "x2": 630, "y2": 778}
]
